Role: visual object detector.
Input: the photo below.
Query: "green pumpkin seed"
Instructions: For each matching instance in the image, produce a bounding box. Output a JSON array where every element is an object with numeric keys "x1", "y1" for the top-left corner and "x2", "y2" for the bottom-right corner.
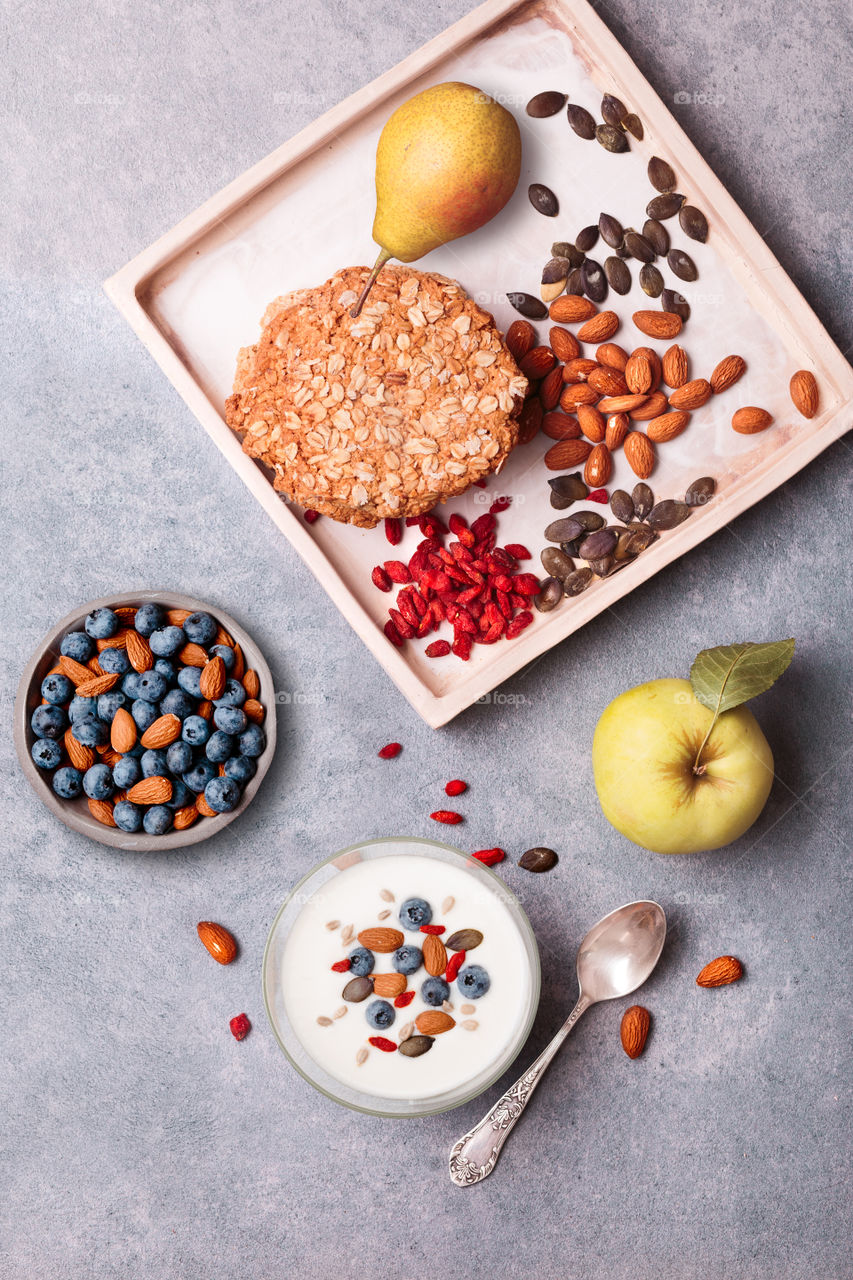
[
  {"x1": 507, "y1": 292, "x2": 548, "y2": 320},
  {"x1": 575, "y1": 224, "x2": 599, "y2": 253},
  {"x1": 661, "y1": 288, "x2": 690, "y2": 321},
  {"x1": 598, "y1": 212, "x2": 624, "y2": 248},
  {"x1": 563, "y1": 567, "x2": 594, "y2": 595},
  {"x1": 685, "y1": 476, "x2": 716, "y2": 507},
  {"x1": 566, "y1": 103, "x2": 597, "y2": 139},
  {"x1": 596, "y1": 122, "x2": 629, "y2": 153},
  {"x1": 519, "y1": 846, "x2": 559, "y2": 873},
  {"x1": 679, "y1": 204, "x2": 708, "y2": 242},
  {"x1": 581, "y1": 258, "x2": 608, "y2": 302},
  {"x1": 601, "y1": 94, "x2": 628, "y2": 127},
  {"x1": 342, "y1": 976, "x2": 373, "y2": 1002},
  {"x1": 529, "y1": 183, "x2": 559, "y2": 217},
  {"x1": 551, "y1": 241, "x2": 585, "y2": 269},
  {"x1": 541, "y1": 547, "x2": 576, "y2": 581},
  {"x1": 647, "y1": 499, "x2": 691, "y2": 530},
  {"x1": 632, "y1": 482, "x2": 654, "y2": 519},
  {"x1": 667, "y1": 248, "x2": 698, "y2": 281},
  {"x1": 604, "y1": 256, "x2": 632, "y2": 295},
  {"x1": 643, "y1": 218, "x2": 670, "y2": 256},
  {"x1": 535, "y1": 577, "x2": 564, "y2": 612},
  {"x1": 623, "y1": 112, "x2": 644, "y2": 140},
  {"x1": 446, "y1": 928, "x2": 484, "y2": 952},
  {"x1": 647, "y1": 156, "x2": 676, "y2": 192},
  {"x1": 639, "y1": 263, "x2": 664, "y2": 297},
  {"x1": 610, "y1": 489, "x2": 634, "y2": 523},
  {"x1": 646, "y1": 192, "x2": 685, "y2": 220},
  {"x1": 526, "y1": 91, "x2": 568, "y2": 118},
  {"x1": 398, "y1": 1035, "x2": 434, "y2": 1058},
  {"x1": 548, "y1": 473, "x2": 588, "y2": 502}
]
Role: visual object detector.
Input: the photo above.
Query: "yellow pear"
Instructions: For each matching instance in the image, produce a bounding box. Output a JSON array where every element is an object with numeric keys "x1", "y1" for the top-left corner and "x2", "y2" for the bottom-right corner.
[{"x1": 352, "y1": 82, "x2": 522, "y2": 315}]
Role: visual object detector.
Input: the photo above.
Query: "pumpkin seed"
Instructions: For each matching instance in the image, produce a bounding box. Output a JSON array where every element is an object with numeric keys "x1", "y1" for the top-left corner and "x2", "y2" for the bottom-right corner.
[
  {"x1": 446, "y1": 928, "x2": 483, "y2": 951},
  {"x1": 548, "y1": 472, "x2": 589, "y2": 503},
  {"x1": 667, "y1": 248, "x2": 698, "y2": 281},
  {"x1": 647, "y1": 499, "x2": 691, "y2": 530},
  {"x1": 613, "y1": 529, "x2": 639, "y2": 562},
  {"x1": 575, "y1": 224, "x2": 599, "y2": 253},
  {"x1": 526, "y1": 90, "x2": 568, "y2": 117},
  {"x1": 643, "y1": 218, "x2": 670, "y2": 256},
  {"x1": 579, "y1": 528, "x2": 618, "y2": 560},
  {"x1": 610, "y1": 489, "x2": 634, "y2": 523},
  {"x1": 545, "y1": 516, "x2": 584, "y2": 542},
  {"x1": 529, "y1": 183, "x2": 559, "y2": 217},
  {"x1": 567, "y1": 103, "x2": 597, "y2": 139},
  {"x1": 563, "y1": 567, "x2": 594, "y2": 595},
  {"x1": 685, "y1": 476, "x2": 716, "y2": 507},
  {"x1": 581, "y1": 258, "x2": 608, "y2": 303},
  {"x1": 604, "y1": 256, "x2": 632, "y2": 295},
  {"x1": 565, "y1": 266, "x2": 585, "y2": 295},
  {"x1": 572, "y1": 510, "x2": 606, "y2": 532},
  {"x1": 624, "y1": 230, "x2": 656, "y2": 263},
  {"x1": 632, "y1": 482, "x2": 654, "y2": 519},
  {"x1": 646, "y1": 192, "x2": 685, "y2": 220},
  {"x1": 541, "y1": 546, "x2": 576, "y2": 581},
  {"x1": 662, "y1": 288, "x2": 690, "y2": 321},
  {"x1": 398, "y1": 1035, "x2": 434, "y2": 1058},
  {"x1": 639, "y1": 263, "x2": 664, "y2": 297},
  {"x1": 599, "y1": 212, "x2": 624, "y2": 248},
  {"x1": 596, "y1": 122, "x2": 629, "y2": 153},
  {"x1": 542, "y1": 256, "x2": 571, "y2": 284},
  {"x1": 624, "y1": 525, "x2": 657, "y2": 554},
  {"x1": 342, "y1": 976, "x2": 373, "y2": 1002},
  {"x1": 624, "y1": 112, "x2": 644, "y2": 140},
  {"x1": 560, "y1": 538, "x2": 582, "y2": 557},
  {"x1": 679, "y1": 204, "x2": 708, "y2": 242},
  {"x1": 601, "y1": 93, "x2": 628, "y2": 127},
  {"x1": 587, "y1": 555, "x2": 614, "y2": 576},
  {"x1": 549, "y1": 488, "x2": 574, "y2": 511},
  {"x1": 535, "y1": 576, "x2": 564, "y2": 612},
  {"x1": 551, "y1": 241, "x2": 585, "y2": 269},
  {"x1": 519, "y1": 846, "x2": 559, "y2": 873},
  {"x1": 507, "y1": 292, "x2": 548, "y2": 320},
  {"x1": 647, "y1": 155, "x2": 676, "y2": 192}
]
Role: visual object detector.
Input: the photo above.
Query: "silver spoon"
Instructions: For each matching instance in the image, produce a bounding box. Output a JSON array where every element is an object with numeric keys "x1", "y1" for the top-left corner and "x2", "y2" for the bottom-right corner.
[{"x1": 449, "y1": 899, "x2": 666, "y2": 1186}]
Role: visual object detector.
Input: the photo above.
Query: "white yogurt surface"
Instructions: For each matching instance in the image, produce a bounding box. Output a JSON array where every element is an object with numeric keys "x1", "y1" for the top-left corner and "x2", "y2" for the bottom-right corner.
[{"x1": 281, "y1": 852, "x2": 534, "y2": 1100}]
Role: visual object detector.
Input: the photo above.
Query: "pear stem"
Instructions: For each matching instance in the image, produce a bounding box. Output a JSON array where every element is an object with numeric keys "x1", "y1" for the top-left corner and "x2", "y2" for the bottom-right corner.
[{"x1": 350, "y1": 249, "x2": 392, "y2": 318}]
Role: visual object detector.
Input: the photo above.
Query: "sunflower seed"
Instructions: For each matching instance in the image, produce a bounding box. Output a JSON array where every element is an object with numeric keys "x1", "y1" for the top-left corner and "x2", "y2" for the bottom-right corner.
[
  {"x1": 624, "y1": 112, "x2": 644, "y2": 140},
  {"x1": 679, "y1": 204, "x2": 708, "y2": 242},
  {"x1": 461, "y1": 1020, "x2": 479, "y2": 1031},
  {"x1": 446, "y1": 928, "x2": 484, "y2": 951},
  {"x1": 563, "y1": 567, "x2": 594, "y2": 595},
  {"x1": 442, "y1": 1000, "x2": 454, "y2": 1012},
  {"x1": 662, "y1": 288, "x2": 690, "y2": 321},
  {"x1": 579, "y1": 528, "x2": 618, "y2": 560},
  {"x1": 316, "y1": 1015, "x2": 333, "y2": 1026},
  {"x1": 535, "y1": 576, "x2": 564, "y2": 612},
  {"x1": 325, "y1": 920, "x2": 340, "y2": 930},
  {"x1": 685, "y1": 476, "x2": 716, "y2": 507},
  {"x1": 519, "y1": 846, "x2": 559, "y2": 872},
  {"x1": 441, "y1": 895, "x2": 455, "y2": 914},
  {"x1": 356, "y1": 1047, "x2": 369, "y2": 1065},
  {"x1": 398, "y1": 1021, "x2": 414, "y2": 1042},
  {"x1": 541, "y1": 546, "x2": 576, "y2": 581},
  {"x1": 596, "y1": 123, "x2": 629, "y2": 153},
  {"x1": 581, "y1": 258, "x2": 608, "y2": 302},
  {"x1": 639, "y1": 263, "x2": 664, "y2": 297},
  {"x1": 599, "y1": 212, "x2": 624, "y2": 248},
  {"x1": 646, "y1": 192, "x2": 685, "y2": 220},
  {"x1": 460, "y1": 1004, "x2": 476, "y2": 1015},
  {"x1": 667, "y1": 248, "x2": 698, "y2": 281},
  {"x1": 601, "y1": 93, "x2": 629, "y2": 127},
  {"x1": 529, "y1": 183, "x2": 559, "y2": 217},
  {"x1": 624, "y1": 230, "x2": 656, "y2": 263},
  {"x1": 575, "y1": 224, "x2": 599, "y2": 253},
  {"x1": 610, "y1": 489, "x2": 634, "y2": 523},
  {"x1": 507, "y1": 292, "x2": 548, "y2": 319},
  {"x1": 398, "y1": 1035, "x2": 434, "y2": 1058},
  {"x1": 551, "y1": 241, "x2": 585, "y2": 268},
  {"x1": 565, "y1": 266, "x2": 585, "y2": 295},
  {"x1": 341, "y1": 923, "x2": 355, "y2": 944},
  {"x1": 647, "y1": 499, "x2": 691, "y2": 530},
  {"x1": 632, "y1": 482, "x2": 654, "y2": 519},
  {"x1": 545, "y1": 516, "x2": 584, "y2": 542},
  {"x1": 526, "y1": 90, "x2": 568, "y2": 117},
  {"x1": 377, "y1": 908, "x2": 391, "y2": 920},
  {"x1": 648, "y1": 156, "x2": 676, "y2": 192},
  {"x1": 379, "y1": 888, "x2": 395, "y2": 902},
  {"x1": 643, "y1": 218, "x2": 670, "y2": 256},
  {"x1": 567, "y1": 103, "x2": 597, "y2": 139},
  {"x1": 604, "y1": 256, "x2": 632, "y2": 294}
]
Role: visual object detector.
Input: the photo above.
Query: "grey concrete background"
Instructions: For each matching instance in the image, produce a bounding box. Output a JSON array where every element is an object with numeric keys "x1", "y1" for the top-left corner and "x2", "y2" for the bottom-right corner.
[{"x1": 2, "y1": 0, "x2": 851, "y2": 1276}]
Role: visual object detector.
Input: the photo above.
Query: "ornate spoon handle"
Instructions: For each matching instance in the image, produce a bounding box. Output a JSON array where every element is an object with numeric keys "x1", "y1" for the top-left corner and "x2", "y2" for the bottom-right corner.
[{"x1": 448, "y1": 994, "x2": 591, "y2": 1186}]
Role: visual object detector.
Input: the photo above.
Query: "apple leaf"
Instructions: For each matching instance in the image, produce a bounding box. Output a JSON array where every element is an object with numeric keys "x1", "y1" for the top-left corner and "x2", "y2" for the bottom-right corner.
[{"x1": 690, "y1": 639, "x2": 796, "y2": 717}]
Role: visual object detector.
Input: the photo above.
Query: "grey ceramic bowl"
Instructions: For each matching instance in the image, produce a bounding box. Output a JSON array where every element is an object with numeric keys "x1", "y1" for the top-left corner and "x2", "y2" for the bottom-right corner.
[{"x1": 14, "y1": 590, "x2": 277, "y2": 850}]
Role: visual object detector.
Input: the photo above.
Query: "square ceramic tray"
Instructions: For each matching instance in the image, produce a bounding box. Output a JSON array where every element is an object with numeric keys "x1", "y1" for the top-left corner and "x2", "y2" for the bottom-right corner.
[{"x1": 105, "y1": 0, "x2": 852, "y2": 727}]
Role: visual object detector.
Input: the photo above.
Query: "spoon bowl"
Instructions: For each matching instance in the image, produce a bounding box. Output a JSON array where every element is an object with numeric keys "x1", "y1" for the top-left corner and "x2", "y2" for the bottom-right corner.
[{"x1": 576, "y1": 900, "x2": 666, "y2": 1003}]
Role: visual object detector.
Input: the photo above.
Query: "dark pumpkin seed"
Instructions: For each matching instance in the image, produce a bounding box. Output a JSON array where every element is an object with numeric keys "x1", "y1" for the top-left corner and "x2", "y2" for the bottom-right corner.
[
  {"x1": 679, "y1": 204, "x2": 708, "y2": 242},
  {"x1": 541, "y1": 546, "x2": 576, "y2": 581},
  {"x1": 566, "y1": 103, "x2": 597, "y2": 139},
  {"x1": 560, "y1": 538, "x2": 582, "y2": 557},
  {"x1": 646, "y1": 192, "x2": 685, "y2": 220},
  {"x1": 647, "y1": 499, "x2": 691, "y2": 530},
  {"x1": 572, "y1": 510, "x2": 606, "y2": 532},
  {"x1": 599, "y1": 212, "x2": 624, "y2": 248},
  {"x1": 685, "y1": 476, "x2": 716, "y2": 507},
  {"x1": 519, "y1": 846, "x2": 559, "y2": 873},
  {"x1": 549, "y1": 489, "x2": 572, "y2": 511},
  {"x1": 604, "y1": 256, "x2": 632, "y2": 295},
  {"x1": 581, "y1": 258, "x2": 608, "y2": 303},
  {"x1": 545, "y1": 516, "x2": 584, "y2": 542},
  {"x1": 610, "y1": 489, "x2": 634, "y2": 523},
  {"x1": 535, "y1": 576, "x2": 564, "y2": 612},
  {"x1": 601, "y1": 94, "x2": 628, "y2": 127},
  {"x1": 507, "y1": 292, "x2": 548, "y2": 320},
  {"x1": 612, "y1": 531, "x2": 637, "y2": 562},
  {"x1": 542, "y1": 256, "x2": 571, "y2": 284},
  {"x1": 575, "y1": 224, "x2": 599, "y2": 253},
  {"x1": 632, "y1": 482, "x2": 654, "y2": 519},
  {"x1": 565, "y1": 266, "x2": 585, "y2": 295},
  {"x1": 551, "y1": 241, "x2": 585, "y2": 269},
  {"x1": 623, "y1": 112, "x2": 644, "y2": 140},
  {"x1": 596, "y1": 123, "x2": 629, "y2": 153},
  {"x1": 615, "y1": 241, "x2": 632, "y2": 259},
  {"x1": 342, "y1": 976, "x2": 373, "y2": 1002},
  {"x1": 579, "y1": 528, "x2": 618, "y2": 560},
  {"x1": 529, "y1": 183, "x2": 559, "y2": 217},
  {"x1": 647, "y1": 156, "x2": 676, "y2": 192},
  {"x1": 526, "y1": 90, "x2": 568, "y2": 118},
  {"x1": 398, "y1": 1035, "x2": 434, "y2": 1058},
  {"x1": 624, "y1": 525, "x2": 657, "y2": 553},
  {"x1": 643, "y1": 218, "x2": 670, "y2": 256},
  {"x1": 639, "y1": 263, "x2": 664, "y2": 297},
  {"x1": 587, "y1": 554, "x2": 614, "y2": 575},
  {"x1": 624, "y1": 230, "x2": 656, "y2": 263},
  {"x1": 563, "y1": 567, "x2": 593, "y2": 595},
  {"x1": 446, "y1": 928, "x2": 483, "y2": 952},
  {"x1": 661, "y1": 288, "x2": 690, "y2": 321},
  {"x1": 548, "y1": 472, "x2": 588, "y2": 502},
  {"x1": 667, "y1": 248, "x2": 698, "y2": 281}
]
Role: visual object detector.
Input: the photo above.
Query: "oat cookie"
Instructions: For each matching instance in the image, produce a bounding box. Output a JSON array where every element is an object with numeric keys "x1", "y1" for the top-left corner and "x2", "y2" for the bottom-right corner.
[{"x1": 225, "y1": 265, "x2": 527, "y2": 527}]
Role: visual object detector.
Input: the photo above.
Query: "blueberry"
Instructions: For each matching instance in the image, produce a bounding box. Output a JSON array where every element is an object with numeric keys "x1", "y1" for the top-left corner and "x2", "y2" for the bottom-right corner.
[
  {"x1": 153, "y1": 658, "x2": 178, "y2": 685},
  {"x1": 114, "y1": 801, "x2": 142, "y2": 832},
  {"x1": 69, "y1": 695, "x2": 97, "y2": 723},
  {"x1": 31, "y1": 739, "x2": 62, "y2": 770},
  {"x1": 134, "y1": 671, "x2": 168, "y2": 703},
  {"x1": 149, "y1": 626, "x2": 184, "y2": 657},
  {"x1": 204, "y1": 730, "x2": 234, "y2": 763},
  {"x1": 143, "y1": 804, "x2": 173, "y2": 835},
  {"x1": 223, "y1": 755, "x2": 256, "y2": 785},
  {"x1": 456, "y1": 964, "x2": 490, "y2": 1000},
  {"x1": 141, "y1": 748, "x2": 169, "y2": 778},
  {"x1": 52, "y1": 766, "x2": 83, "y2": 799},
  {"x1": 392, "y1": 945, "x2": 423, "y2": 975},
  {"x1": 31, "y1": 704, "x2": 67, "y2": 740},
  {"x1": 131, "y1": 699, "x2": 159, "y2": 732},
  {"x1": 237, "y1": 724, "x2": 265, "y2": 758},
  {"x1": 365, "y1": 999, "x2": 395, "y2": 1030},
  {"x1": 213, "y1": 705, "x2": 247, "y2": 735},
  {"x1": 203, "y1": 776, "x2": 241, "y2": 813},
  {"x1": 399, "y1": 897, "x2": 432, "y2": 932},
  {"x1": 84, "y1": 608, "x2": 119, "y2": 640},
  {"x1": 83, "y1": 763, "x2": 114, "y2": 800},
  {"x1": 183, "y1": 759, "x2": 217, "y2": 793},
  {"x1": 182, "y1": 715, "x2": 211, "y2": 746},
  {"x1": 421, "y1": 977, "x2": 450, "y2": 1007},
  {"x1": 166, "y1": 778, "x2": 193, "y2": 810},
  {"x1": 160, "y1": 688, "x2": 194, "y2": 720},
  {"x1": 121, "y1": 672, "x2": 142, "y2": 699},
  {"x1": 166, "y1": 740, "x2": 193, "y2": 776},
  {"x1": 68, "y1": 715, "x2": 107, "y2": 748},
  {"x1": 183, "y1": 611, "x2": 217, "y2": 646},
  {"x1": 177, "y1": 666, "x2": 203, "y2": 698},
  {"x1": 133, "y1": 603, "x2": 165, "y2": 637},
  {"x1": 97, "y1": 691, "x2": 126, "y2": 722},
  {"x1": 98, "y1": 647, "x2": 130, "y2": 675},
  {"x1": 113, "y1": 754, "x2": 142, "y2": 789},
  {"x1": 60, "y1": 630, "x2": 94, "y2": 663},
  {"x1": 210, "y1": 644, "x2": 235, "y2": 671},
  {"x1": 41, "y1": 673, "x2": 74, "y2": 705},
  {"x1": 216, "y1": 678, "x2": 246, "y2": 709},
  {"x1": 348, "y1": 947, "x2": 375, "y2": 977}
]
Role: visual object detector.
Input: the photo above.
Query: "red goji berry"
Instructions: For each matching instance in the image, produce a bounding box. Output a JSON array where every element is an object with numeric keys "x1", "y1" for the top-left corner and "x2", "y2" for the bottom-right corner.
[
  {"x1": 396, "y1": 593, "x2": 420, "y2": 628},
  {"x1": 331, "y1": 958, "x2": 351, "y2": 972},
  {"x1": 473, "y1": 478, "x2": 488, "y2": 488},
  {"x1": 425, "y1": 639, "x2": 451, "y2": 658},
  {"x1": 368, "y1": 1036, "x2": 397, "y2": 1053},
  {"x1": 452, "y1": 632, "x2": 472, "y2": 661},
  {"x1": 480, "y1": 621, "x2": 504, "y2": 644},
  {"x1": 448, "y1": 512, "x2": 469, "y2": 536},
  {"x1": 371, "y1": 565, "x2": 392, "y2": 592},
  {"x1": 420, "y1": 924, "x2": 446, "y2": 935},
  {"x1": 445, "y1": 779, "x2": 467, "y2": 797},
  {"x1": 405, "y1": 515, "x2": 421, "y2": 526},
  {"x1": 505, "y1": 543, "x2": 532, "y2": 560},
  {"x1": 303, "y1": 509, "x2": 320, "y2": 524},
  {"x1": 394, "y1": 990, "x2": 415, "y2": 1008},
  {"x1": 496, "y1": 589, "x2": 512, "y2": 619},
  {"x1": 384, "y1": 516, "x2": 402, "y2": 545},
  {"x1": 229, "y1": 1013, "x2": 251, "y2": 1040},
  {"x1": 419, "y1": 513, "x2": 448, "y2": 539},
  {"x1": 445, "y1": 950, "x2": 466, "y2": 983},
  {"x1": 512, "y1": 574, "x2": 541, "y2": 596},
  {"x1": 472, "y1": 847, "x2": 506, "y2": 866},
  {"x1": 384, "y1": 560, "x2": 412, "y2": 584},
  {"x1": 421, "y1": 569, "x2": 452, "y2": 593},
  {"x1": 388, "y1": 608, "x2": 415, "y2": 639},
  {"x1": 489, "y1": 495, "x2": 512, "y2": 514},
  {"x1": 384, "y1": 620, "x2": 404, "y2": 647},
  {"x1": 429, "y1": 599, "x2": 446, "y2": 624},
  {"x1": 377, "y1": 742, "x2": 401, "y2": 759},
  {"x1": 491, "y1": 573, "x2": 514, "y2": 594},
  {"x1": 470, "y1": 512, "x2": 496, "y2": 540},
  {"x1": 416, "y1": 612, "x2": 432, "y2": 638},
  {"x1": 430, "y1": 810, "x2": 463, "y2": 825},
  {"x1": 505, "y1": 610, "x2": 534, "y2": 638}
]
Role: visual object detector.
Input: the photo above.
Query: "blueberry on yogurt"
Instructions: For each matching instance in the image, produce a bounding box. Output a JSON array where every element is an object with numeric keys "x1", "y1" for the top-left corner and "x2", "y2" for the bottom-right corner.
[
  {"x1": 365, "y1": 999, "x2": 395, "y2": 1031},
  {"x1": 421, "y1": 977, "x2": 450, "y2": 1007},
  {"x1": 456, "y1": 964, "x2": 491, "y2": 999},
  {"x1": 347, "y1": 947, "x2": 375, "y2": 977},
  {"x1": 398, "y1": 897, "x2": 432, "y2": 932},
  {"x1": 392, "y1": 945, "x2": 423, "y2": 975}
]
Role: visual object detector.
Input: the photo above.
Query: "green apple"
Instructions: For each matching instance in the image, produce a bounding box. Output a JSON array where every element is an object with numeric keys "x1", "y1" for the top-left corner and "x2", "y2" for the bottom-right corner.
[{"x1": 592, "y1": 677, "x2": 774, "y2": 854}]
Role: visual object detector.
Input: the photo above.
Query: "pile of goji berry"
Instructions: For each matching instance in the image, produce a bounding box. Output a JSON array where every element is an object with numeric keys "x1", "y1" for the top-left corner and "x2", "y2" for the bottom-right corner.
[{"x1": 371, "y1": 511, "x2": 539, "y2": 661}]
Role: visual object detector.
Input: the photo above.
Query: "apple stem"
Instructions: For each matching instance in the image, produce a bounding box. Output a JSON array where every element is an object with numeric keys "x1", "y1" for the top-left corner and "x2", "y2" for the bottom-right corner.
[
  {"x1": 350, "y1": 249, "x2": 392, "y2": 318},
  {"x1": 692, "y1": 716, "x2": 718, "y2": 776}
]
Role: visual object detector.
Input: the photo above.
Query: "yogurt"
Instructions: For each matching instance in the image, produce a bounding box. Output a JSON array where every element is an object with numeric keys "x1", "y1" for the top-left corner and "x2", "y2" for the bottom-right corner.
[{"x1": 280, "y1": 851, "x2": 535, "y2": 1101}]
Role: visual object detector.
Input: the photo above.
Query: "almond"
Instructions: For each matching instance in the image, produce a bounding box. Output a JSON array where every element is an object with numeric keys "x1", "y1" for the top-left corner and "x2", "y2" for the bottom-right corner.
[
  {"x1": 696, "y1": 955, "x2": 743, "y2": 987},
  {"x1": 243, "y1": 698, "x2": 266, "y2": 725},
  {"x1": 519, "y1": 345, "x2": 557, "y2": 380},
  {"x1": 624, "y1": 352, "x2": 653, "y2": 395},
  {"x1": 126, "y1": 630, "x2": 154, "y2": 673},
  {"x1": 559, "y1": 382, "x2": 599, "y2": 411},
  {"x1": 605, "y1": 412, "x2": 630, "y2": 450},
  {"x1": 64, "y1": 728, "x2": 94, "y2": 772},
  {"x1": 196, "y1": 793, "x2": 217, "y2": 817},
  {"x1": 231, "y1": 644, "x2": 245, "y2": 681},
  {"x1": 596, "y1": 342, "x2": 629, "y2": 372},
  {"x1": 562, "y1": 357, "x2": 599, "y2": 384},
  {"x1": 583, "y1": 442, "x2": 612, "y2": 488},
  {"x1": 422, "y1": 934, "x2": 448, "y2": 976},
  {"x1": 538, "y1": 365, "x2": 564, "y2": 411},
  {"x1": 576, "y1": 310, "x2": 619, "y2": 343},
  {"x1": 620, "y1": 1005, "x2": 651, "y2": 1058},
  {"x1": 549, "y1": 295, "x2": 597, "y2": 323},
  {"x1": 174, "y1": 805, "x2": 200, "y2": 831},
  {"x1": 732, "y1": 406, "x2": 773, "y2": 434},
  {"x1": 632, "y1": 310, "x2": 682, "y2": 338},
  {"x1": 587, "y1": 365, "x2": 628, "y2": 396},
  {"x1": 87, "y1": 656, "x2": 104, "y2": 675},
  {"x1": 372, "y1": 972, "x2": 407, "y2": 998},
  {"x1": 59, "y1": 654, "x2": 92, "y2": 686},
  {"x1": 549, "y1": 325, "x2": 580, "y2": 363},
  {"x1": 199, "y1": 655, "x2": 226, "y2": 701},
  {"x1": 544, "y1": 437, "x2": 592, "y2": 470},
  {"x1": 165, "y1": 608, "x2": 189, "y2": 626},
  {"x1": 197, "y1": 699, "x2": 214, "y2": 720},
  {"x1": 357, "y1": 926, "x2": 405, "y2": 953},
  {"x1": 505, "y1": 319, "x2": 536, "y2": 362},
  {"x1": 789, "y1": 369, "x2": 818, "y2": 419},
  {"x1": 542, "y1": 411, "x2": 582, "y2": 441},
  {"x1": 577, "y1": 404, "x2": 606, "y2": 443},
  {"x1": 243, "y1": 670, "x2": 260, "y2": 699},
  {"x1": 179, "y1": 642, "x2": 209, "y2": 668},
  {"x1": 623, "y1": 431, "x2": 655, "y2": 479},
  {"x1": 662, "y1": 344, "x2": 689, "y2": 388},
  {"x1": 100, "y1": 748, "x2": 122, "y2": 768},
  {"x1": 709, "y1": 353, "x2": 746, "y2": 394},
  {"x1": 646, "y1": 410, "x2": 691, "y2": 443},
  {"x1": 629, "y1": 390, "x2": 668, "y2": 421},
  {"x1": 87, "y1": 798, "x2": 116, "y2": 828},
  {"x1": 96, "y1": 629, "x2": 131, "y2": 651},
  {"x1": 596, "y1": 393, "x2": 649, "y2": 414},
  {"x1": 415, "y1": 1010, "x2": 456, "y2": 1035},
  {"x1": 634, "y1": 346, "x2": 662, "y2": 391},
  {"x1": 140, "y1": 713, "x2": 182, "y2": 750},
  {"x1": 110, "y1": 706, "x2": 137, "y2": 753},
  {"x1": 74, "y1": 672, "x2": 121, "y2": 698},
  {"x1": 113, "y1": 606, "x2": 139, "y2": 624},
  {"x1": 126, "y1": 776, "x2": 172, "y2": 805},
  {"x1": 215, "y1": 625, "x2": 235, "y2": 648},
  {"x1": 668, "y1": 378, "x2": 712, "y2": 410},
  {"x1": 197, "y1": 921, "x2": 238, "y2": 965}
]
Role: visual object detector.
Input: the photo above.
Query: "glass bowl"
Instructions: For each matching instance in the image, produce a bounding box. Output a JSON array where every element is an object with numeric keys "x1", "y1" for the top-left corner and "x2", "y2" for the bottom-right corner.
[{"x1": 262, "y1": 836, "x2": 541, "y2": 1117}]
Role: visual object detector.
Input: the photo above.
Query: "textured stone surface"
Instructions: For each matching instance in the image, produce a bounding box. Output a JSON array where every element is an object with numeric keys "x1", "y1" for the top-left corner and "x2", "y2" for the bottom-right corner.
[{"x1": 1, "y1": 0, "x2": 851, "y2": 1276}]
